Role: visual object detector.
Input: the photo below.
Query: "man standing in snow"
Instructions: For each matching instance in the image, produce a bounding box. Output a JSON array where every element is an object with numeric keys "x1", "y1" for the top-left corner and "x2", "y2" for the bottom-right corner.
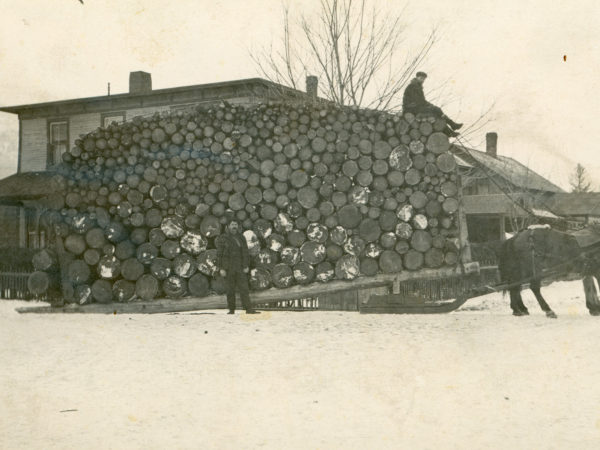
[
  {"x1": 402, "y1": 71, "x2": 463, "y2": 137},
  {"x1": 216, "y1": 221, "x2": 259, "y2": 315}
]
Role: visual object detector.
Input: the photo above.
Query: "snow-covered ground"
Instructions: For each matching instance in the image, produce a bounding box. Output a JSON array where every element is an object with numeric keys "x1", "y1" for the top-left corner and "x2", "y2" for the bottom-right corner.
[{"x1": 2, "y1": 280, "x2": 600, "y2": 449}]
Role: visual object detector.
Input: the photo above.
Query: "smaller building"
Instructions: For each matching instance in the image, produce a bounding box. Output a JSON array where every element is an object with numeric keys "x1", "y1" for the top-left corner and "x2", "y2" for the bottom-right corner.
[{"x1": 451, "y1": 132, "x2": 565, "y2": 243}]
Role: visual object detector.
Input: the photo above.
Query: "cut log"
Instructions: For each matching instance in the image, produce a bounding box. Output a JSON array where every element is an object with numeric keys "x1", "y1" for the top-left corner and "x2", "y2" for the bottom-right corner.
[
  {"x1": 410, "y1": 230, "x2": 433, "y2": 252},
  {"x1": 74, "y1": 284, "x2": 93, "y2": 305},
  {"x1": 290, "y1": 169, "x2": 309, "y2": 188},
  {"x1": 32, "y1": 249, "x2": 57, "y2": 271},
  {"x1": 188, "y1": 272, "x2": 210, "y2": 296},
  {"x1": 409, "y1": 140, "x2": 425, "y2": 154},
  {"x1": 136, "y1": 274, "x2": 159, "y2": 300},
  {"x1": 300, "y1": 241, "x2": 326, "y2": 265},
  {"x1": 115, "y1": 240, "x2": 136, "y2": 260},
  {"x1": 293, "y1": 261, "x2": 315, "y2": 285},
  {"x1": 161, "y1": 216, "x2": 185, "y2": 238},
  {"x1": 444, "y1": 251, "x2": 458, "y2": 266},
  {"x1": 358, "y1": 218, "x2": 381, "y2": 243},
  {"x1": 113, "y1": 280, "x2": 136, "y2": 302},
  {"x1": 27, "y1": 271, "x2": 51, "y2": 295},
  {"x1": 343, "y1": 236, "x2": 366, "y2": 257},
  {"x1": 92, "y1": 279, "x2": 113, "y2": 304},
  {"x1": 436, "y1": 153, "x2": 456, "y2": 173},
  {"x1": 337, "y1": 204, "x2": 362, "y2": 229},
  {"x1": 424, "y1": 248, "x2": 445, "y2": 268},
  {"x1": 161, "y1": 240, "x2": 181, "y2": 260},
  {"x1": 409, "y1": 191, "x2": 428, "y2": 209},
  {"x1": 150, "y1": 257, "x2": 172, "y2": 280},
  {"x1": 412, "y1": 214, "x2": 428, "y2": 230},
  {"x1": 389, "y1": 146, "x2": 412, "y2": 171},
  {"x1": 306, "y1": 223, "x2": 329, "y2": 243},
  {"x1": 163, "y1": 276, "x2": 187, "y2": 298},
  {"x1": 83, "y1": 248, "x2": 101, "y2": 266},
  {"x1": 64, "y1": 234, "x2": 86, "y2": 255},
  {"x1": 440, "y1": 181, "x2": 458, "y2": 198},
  {"x1": 274, "y1": 213, "x2": 294, "y2": 233},
  {"x1": 426, "y1": 132, "x2": 450, "y2": 154},
  {"x1": 66, "y1": 259, "x2": 91, "y2": 285},
  {"x1": 297, "y1": 186, "x2": 319, "y2": 209},
  {"x1": 335, "y1": 254, "x2": 360, "y2": 280},
  {"x1": 180, "y1": 230, "x2": 207, "y2": 255},
  {"x1": 380, "y1": 232, "x2": 397, "y2": 249},
  {"x1": 442, "y1": 198, "x2": 459, "y2": 214},
  {"x1": 360, "y1": 257, "x2": 379, "y2": 276},
  {"x1": 145, "y1": 209, "x2": 163, "y2": 228},
  {"x1": 244, "y1": 186, "x2": 263, "y2": 205},
  {"x1": 200, "y1": 216, "x2": 221, "y2": 237},
  {"x1": 249, "y1": 268, "x2": 271, "y2": 291},
  {"x1": 272, "y1": 263, "x2": 294, "y2": 288},
  {"x1": 315, "y1": 261, "x2": 335, "y2": 282},
  {"x1": 121, "y1": 258, "x2": 145, "y2": 281},
  {"x1": 373, "y1": 141, "x2": 392, "y2": 160},
  {"x1": 403, "y1": 250, "x2": 424, "y2": 271},
  {"x1": 287, "y1": 229, "x2": 306, "y2": 248},
  {"x1": 280, "y1": 247, "x2": 301, "y2": 266},
  {"x1": 404, "y1": 168, "x2": 421, "y2": 186},
  {"x1": 197, "y1": 249, "x2": 219, "y2": 276},
  {"x1": 97, "y1": 255, "x2": 121, "y2": 279},
  {"x1": 137, "y1": 243, "x2": 159, "y2": 264},
  {"x1": 378, "y1": 250, "x2": 403, "y2": 273}
]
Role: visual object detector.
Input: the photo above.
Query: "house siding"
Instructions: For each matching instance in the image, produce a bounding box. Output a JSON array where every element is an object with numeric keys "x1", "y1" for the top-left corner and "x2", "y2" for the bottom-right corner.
[
  {"x1": 19, "y1": 118, "x2": 47, "y2": 172},
  {"x1": 70, "y1": 112, "x2": 102, "y2": 149}
]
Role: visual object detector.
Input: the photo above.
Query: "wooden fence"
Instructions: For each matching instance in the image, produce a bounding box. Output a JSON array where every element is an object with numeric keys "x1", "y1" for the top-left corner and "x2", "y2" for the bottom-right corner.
[{"x1": 0, "y1": 272, "x2": 36, "y2": 300}]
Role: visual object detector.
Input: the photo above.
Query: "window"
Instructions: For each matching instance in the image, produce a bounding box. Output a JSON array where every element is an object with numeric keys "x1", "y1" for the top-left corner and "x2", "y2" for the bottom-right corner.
[
  {"x1": 102, "y1": 112, "x2": 125, "y2": 128},
  {"x1": 48, "y1": 120, "x2": 68, "y2": 167},
  {"x1": 25, "y1": 207, "x2": 45, "y2": 249}
]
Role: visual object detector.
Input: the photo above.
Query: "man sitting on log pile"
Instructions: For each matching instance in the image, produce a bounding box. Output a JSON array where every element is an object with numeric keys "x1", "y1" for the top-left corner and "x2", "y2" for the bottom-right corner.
[
  {"x1": 403, "y1": 71, "x2": 463, "y2": 137},
  {"x1": 217, "y1": 220, "x2": 260, "y2": 315}
]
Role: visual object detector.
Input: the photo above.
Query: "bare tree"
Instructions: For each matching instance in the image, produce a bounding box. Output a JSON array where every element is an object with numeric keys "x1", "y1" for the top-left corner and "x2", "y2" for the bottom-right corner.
[
  {"x1": 569, "y1": 163, "x2": 593, "y2": 193},
  {"x1": 250, "y1": 0, "x2": 437, "y2": 111}
]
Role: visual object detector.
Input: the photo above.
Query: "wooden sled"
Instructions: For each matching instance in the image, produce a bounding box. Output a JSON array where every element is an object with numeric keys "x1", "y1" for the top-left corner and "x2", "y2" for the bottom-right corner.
[{"x1": 359, "y1": 293, "x2": 470, "y2": 314}]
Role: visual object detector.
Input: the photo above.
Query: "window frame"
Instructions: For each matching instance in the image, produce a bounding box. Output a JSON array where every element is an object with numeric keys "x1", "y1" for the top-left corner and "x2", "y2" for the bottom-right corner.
[{"x1": 46, "y1": 118, "x2": 69, "y2": 168}]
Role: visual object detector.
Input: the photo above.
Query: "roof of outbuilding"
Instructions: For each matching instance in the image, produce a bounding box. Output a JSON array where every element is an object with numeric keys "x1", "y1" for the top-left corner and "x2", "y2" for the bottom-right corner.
[
  {"x1": 452, "y1": 145, "x2": 564, "y2": 193},
  {"x1": 0, "y1": 171, "x2": 65, "y2": 205}
]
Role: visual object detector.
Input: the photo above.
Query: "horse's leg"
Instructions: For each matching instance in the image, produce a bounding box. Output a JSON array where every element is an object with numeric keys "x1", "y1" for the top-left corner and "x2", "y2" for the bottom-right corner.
[
  {"x1": 510, "y1": 288, "x2": 529, "y2": 316},
  {"x1": 530, "y1": 280, "x2": 557, "y2": 318},
  {"x1": 584, "y1": 275, "x2": 600, "y2": 316}
]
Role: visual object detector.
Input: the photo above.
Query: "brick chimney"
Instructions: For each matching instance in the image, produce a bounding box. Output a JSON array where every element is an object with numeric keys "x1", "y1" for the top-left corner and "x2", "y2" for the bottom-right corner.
[
  {"x1": 129, "y1": 71, "x2": 152, "y2": 94},
  {"x1": 306, "y1": 75, "x2": 318, "y2": 99},
  {"x1": 486, "y1": 132, "x2": 498, "y2": 158}
]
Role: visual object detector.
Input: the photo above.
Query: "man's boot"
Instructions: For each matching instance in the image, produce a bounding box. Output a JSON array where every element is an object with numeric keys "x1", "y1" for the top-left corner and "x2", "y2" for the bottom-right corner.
[
  {"x1": 443, "y1": 126, "x2": 459, "y2": 138},
  {"x1": 443, "y1": 115, "x2": 463, "y2": 130}
]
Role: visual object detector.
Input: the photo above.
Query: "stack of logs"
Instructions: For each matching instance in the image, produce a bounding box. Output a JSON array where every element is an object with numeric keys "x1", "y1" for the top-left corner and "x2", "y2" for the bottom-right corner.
[{"x1": 28, "y1": 101, "x2": 461, "y2": 304}]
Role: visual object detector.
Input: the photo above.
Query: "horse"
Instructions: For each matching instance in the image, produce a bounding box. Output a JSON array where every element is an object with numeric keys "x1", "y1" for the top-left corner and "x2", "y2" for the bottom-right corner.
[{"x1": 496, "y1": 225, "x2": 600, "y2": 318}]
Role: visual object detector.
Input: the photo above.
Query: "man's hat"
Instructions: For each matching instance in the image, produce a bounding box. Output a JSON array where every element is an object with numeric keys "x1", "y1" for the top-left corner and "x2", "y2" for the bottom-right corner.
[{"x1": 416, "y1": 71, "x2": 427, "y2": 78}]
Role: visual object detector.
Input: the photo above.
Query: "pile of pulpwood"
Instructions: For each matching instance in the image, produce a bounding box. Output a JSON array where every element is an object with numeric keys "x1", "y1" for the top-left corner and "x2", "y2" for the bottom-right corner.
[{"x1": 27, "y1": 101, "x2": 462, "y2": 304}]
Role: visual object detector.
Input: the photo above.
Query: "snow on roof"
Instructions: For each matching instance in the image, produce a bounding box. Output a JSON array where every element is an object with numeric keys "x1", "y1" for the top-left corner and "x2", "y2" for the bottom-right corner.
[{"x1": 452, "y1": 145, "x2": 564, "y2": 193}]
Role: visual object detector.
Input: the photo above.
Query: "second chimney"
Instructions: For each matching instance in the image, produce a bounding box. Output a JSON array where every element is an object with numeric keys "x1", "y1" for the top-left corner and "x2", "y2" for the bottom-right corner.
[
  {"x1": 129, "y1": 71, "x2": 152, "y2": 94},
  {"x1": 306, "y1": 75, "x2": 318, "y2": 99},
  {"x1": 486, "y1": 132, "x2": 498, "y2": 158}
]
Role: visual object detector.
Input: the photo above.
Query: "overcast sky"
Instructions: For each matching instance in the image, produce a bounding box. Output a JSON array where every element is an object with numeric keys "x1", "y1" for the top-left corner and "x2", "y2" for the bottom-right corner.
[{"x1": 1, "y1": 0, "x2": 599, "y2": 190}]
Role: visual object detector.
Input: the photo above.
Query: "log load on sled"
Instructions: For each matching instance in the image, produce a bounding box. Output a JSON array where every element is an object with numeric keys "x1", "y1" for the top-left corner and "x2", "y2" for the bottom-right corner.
[{"x1": 20, "y1": 100, "x2": 480, "y2": 314}]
